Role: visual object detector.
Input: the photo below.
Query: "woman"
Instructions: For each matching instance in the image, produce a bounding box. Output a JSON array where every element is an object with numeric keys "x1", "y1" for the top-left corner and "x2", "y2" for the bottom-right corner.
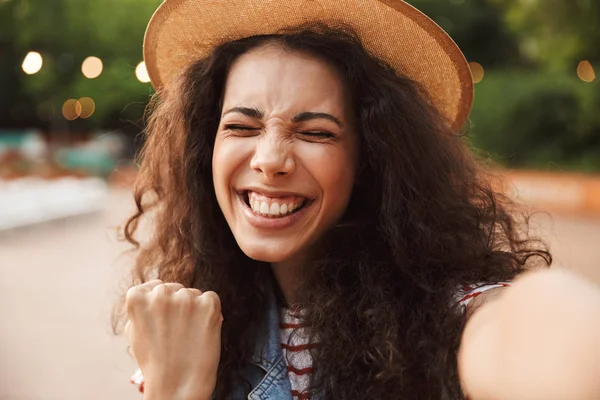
[{"x1": 118, "y1": 1, "x2": 600, "y2": 399}]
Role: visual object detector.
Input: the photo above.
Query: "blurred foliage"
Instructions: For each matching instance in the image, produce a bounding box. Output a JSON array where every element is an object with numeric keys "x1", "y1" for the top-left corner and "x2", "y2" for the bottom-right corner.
[
  {"x1": 469, "y1": 72, "x2": 600, "y2": 172},
  {"x1": 404, "y1": 0, "x2": 600, "y2": 172},
  {"x1": 491, "y1": 0, "x2": 600, "y2": 71},
  {"x1": 1, "y1": 0, "x2": 599, "y2": 170},
  {"x1": 0, "y1": 0, "x2": 160, "y2": 131},
  {"x1": 409, "y1": 0, "x2": 521, "y2": 68}
]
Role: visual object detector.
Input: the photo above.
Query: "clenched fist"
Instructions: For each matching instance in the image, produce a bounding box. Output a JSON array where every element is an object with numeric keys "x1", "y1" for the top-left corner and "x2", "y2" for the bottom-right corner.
[{"x1": 125, "y1": 279, "x2": 223, "y2": 400}]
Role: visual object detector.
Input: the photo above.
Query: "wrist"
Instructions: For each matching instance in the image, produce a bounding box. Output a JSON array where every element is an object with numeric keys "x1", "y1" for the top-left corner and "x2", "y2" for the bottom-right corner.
[
  {"x1": 140, "y1": 364, "x2": 216, "y2": 400},
  {"x1": 143, "y1": 380, "x2": 212, "y2": 400},
  {"x1": 144, "y1": 388, "x2": 210, "y2": 400}
]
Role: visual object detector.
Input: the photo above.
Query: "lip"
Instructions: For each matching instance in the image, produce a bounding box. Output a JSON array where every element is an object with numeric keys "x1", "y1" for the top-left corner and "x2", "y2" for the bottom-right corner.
[
  {"x1": 238, "y1": 186, "x2": 314, "y2": 200},
  {"x1": 237, "y1": 192, "x2": 312, "y2": 230}
]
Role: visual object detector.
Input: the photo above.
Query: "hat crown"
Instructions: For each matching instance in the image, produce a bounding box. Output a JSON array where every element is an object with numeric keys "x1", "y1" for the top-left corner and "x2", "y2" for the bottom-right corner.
[{"x1": 144, "y1": 0, "x2": 473, "y2": 131}]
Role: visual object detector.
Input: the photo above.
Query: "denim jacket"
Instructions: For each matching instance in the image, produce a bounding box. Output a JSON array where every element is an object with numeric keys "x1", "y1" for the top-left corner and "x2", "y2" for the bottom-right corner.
[{"x1": 230, "y1": 287, "x2": 302, "y2": 400}]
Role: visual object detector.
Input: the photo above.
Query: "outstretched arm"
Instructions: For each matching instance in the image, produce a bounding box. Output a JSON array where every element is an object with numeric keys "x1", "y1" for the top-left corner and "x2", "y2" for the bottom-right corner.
[{"x1": 459, "y1": 269, "x2": 600, "y2": 400}]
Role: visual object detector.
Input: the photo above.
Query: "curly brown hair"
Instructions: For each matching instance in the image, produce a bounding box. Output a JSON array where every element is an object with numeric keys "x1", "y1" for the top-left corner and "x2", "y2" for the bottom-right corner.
[{"x1": 116, "y1": 24, "x2": 551, "y2": 399}]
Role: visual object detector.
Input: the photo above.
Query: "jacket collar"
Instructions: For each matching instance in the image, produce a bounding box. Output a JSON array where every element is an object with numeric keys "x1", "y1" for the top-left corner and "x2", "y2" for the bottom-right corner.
[{"x1": 250, "y1": 282, "x2": 284, "y2": 370}]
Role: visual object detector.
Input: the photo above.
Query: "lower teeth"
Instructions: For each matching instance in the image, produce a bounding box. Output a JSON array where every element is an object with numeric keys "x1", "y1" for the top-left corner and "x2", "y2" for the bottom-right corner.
[{"x1": 258, "y1": 206, "x2": 302, "y2": 217}]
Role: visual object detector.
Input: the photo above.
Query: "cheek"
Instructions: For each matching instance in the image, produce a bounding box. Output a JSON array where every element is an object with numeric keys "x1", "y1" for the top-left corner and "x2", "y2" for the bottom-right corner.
[
  {"x1": 212, "y1": 141, "x2": 226, "y2": 193},
  {"x1": 304, "y1": 145, "x2": 357, "y2": 206},
  {"x1": 212, "y1": 139, "x2": 240, "y2": 204},
  {"x1": 212, "y1": 137, "x2": 256, "y2": 212}
]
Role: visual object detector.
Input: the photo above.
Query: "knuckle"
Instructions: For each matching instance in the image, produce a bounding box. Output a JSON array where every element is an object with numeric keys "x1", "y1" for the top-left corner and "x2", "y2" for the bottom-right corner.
[
  {"x1": 125, "y1": 286, "x2": 137, "y2": 301},
  {"x1": 152, "y1": 283, "x2": 169, "y2": 296},
  {"x1": 166, "y1": 282, "x2": 184, "y2": 291},
  {"x1": 125, "y1": 286, "x2": 143, "y2": 313},
  {"x1": 126, "y1": 285, "x2": 140, "y2": 299},
  {"x1": 172, "y1": 288, "x2": 194, "y2": 306},
  {"x1": 148, "y1": 284, "x2": 170, "y2": 306},
  {"x1": 199, "y1": 291, "x2": 222, "y2": 314}
]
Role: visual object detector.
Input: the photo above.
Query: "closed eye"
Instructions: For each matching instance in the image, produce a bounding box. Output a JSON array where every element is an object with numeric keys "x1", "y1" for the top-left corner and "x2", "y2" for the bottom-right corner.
[
  {"x1": 223, "y1": 124, "x2": 259, "y2": 132},
  {"x1": 300, "y1": 131, "x2": 335, "y2": 139}
]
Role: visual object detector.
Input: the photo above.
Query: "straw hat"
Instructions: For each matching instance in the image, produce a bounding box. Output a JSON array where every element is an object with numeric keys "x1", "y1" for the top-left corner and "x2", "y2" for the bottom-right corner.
[{"x1": 144, "y1": 0, "x2": 474, "y2": 130}]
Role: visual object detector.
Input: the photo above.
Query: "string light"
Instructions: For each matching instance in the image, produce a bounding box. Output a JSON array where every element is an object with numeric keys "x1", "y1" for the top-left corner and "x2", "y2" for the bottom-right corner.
[
  {"x1": 469, "y1": 62, "x2": 485, "y2": 84},
  {"x1": 82, "y1": 56, "x2": 103, "y2": 79},
  {"x1": 78, "y1": 97, "x2": 96, "y2": 119},
  {"x1": 22, "y1": 51, "x2": 43, "y2": 75},
  {"x1": 62, "y1": 99, "x2": 82, "y2": 121},
  {"x1": 135, "y1": 61, "x2": 151, "y2": 83},
  {"x1": 577, "y1": 61, "x2": 596, "y2": 82}
]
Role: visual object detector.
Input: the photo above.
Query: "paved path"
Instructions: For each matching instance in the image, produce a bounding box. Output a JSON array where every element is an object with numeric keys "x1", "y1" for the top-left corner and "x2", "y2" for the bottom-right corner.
[
  {"x1": 0, "y1": 189, "x2": 138, "y2": 400},
  {"x1": 0, "y1": 188, "x2": 598, "y2": 400}
]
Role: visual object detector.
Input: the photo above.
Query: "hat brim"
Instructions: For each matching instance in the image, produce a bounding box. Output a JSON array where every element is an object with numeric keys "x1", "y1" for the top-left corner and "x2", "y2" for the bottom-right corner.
[{"x1": 144, "y1": 0, "x2": 474, "y2": 131}]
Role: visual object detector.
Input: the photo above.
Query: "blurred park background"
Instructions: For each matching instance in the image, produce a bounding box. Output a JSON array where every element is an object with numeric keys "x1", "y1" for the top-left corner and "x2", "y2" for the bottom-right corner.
[{"x1": 0, "y1": 0, "x2": 599, "y2": 399}]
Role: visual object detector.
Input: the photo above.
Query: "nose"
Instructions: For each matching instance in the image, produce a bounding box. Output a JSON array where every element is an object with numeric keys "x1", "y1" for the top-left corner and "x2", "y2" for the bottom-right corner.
[{"x1": 250, "y1": 132, "x2": 295, "y2": 179}]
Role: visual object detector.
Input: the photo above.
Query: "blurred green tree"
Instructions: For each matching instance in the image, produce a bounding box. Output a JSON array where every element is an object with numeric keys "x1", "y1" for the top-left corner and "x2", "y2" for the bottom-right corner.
[
  {"x1": 1, "y1": 0, "x2": 160, "y2": 132},
  {"x1": 1, "y1": 0, "x2": 528, "y2": 132},
  {"x1": 466, "y1": 0, "x2": 600, "y2": 172},
  {"x1": 492, "y1": 0, "x2": 600, "y2": 71},
  {"x1": 2, "y1": 0, "x2": 599, "y2": 172},
  {"x1": 2, "y1": 0, "x2": 523, "y2": 133},
  {"x1": 408, "y1": 0, "x2": 521, "y2": 68},
  {"x1": 0, "y1": 0, "x2": 26, "y2": 128}
]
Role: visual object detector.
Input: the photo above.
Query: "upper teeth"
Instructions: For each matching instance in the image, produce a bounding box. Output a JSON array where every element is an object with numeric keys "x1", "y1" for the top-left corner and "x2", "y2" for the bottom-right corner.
[{"x1": 247, "y1": 191, "x2": 305, "y2": 217}]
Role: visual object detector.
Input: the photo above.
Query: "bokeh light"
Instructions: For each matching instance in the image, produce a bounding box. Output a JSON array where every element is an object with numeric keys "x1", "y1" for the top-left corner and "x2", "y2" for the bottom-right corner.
[
  {"x1": 78, "y1": 97, "x2": 96, "y2": 119},
  {"x1": 135, "y1": 61, "x2": 151, "y2": 83},
  {"x1": 469, "y1": 62, "x2": 485, "y2": 84},
  {"x1": 577, "y1": 61, "x2": 596, "y2": 82},
  {"x1": 22, "y1": 51, "x2": 43, "y2": 75},
  {"x1": 82, "y1": 56, "x2": 103, "y2": 79},
  {"x1": 62, "y1": 99, "x2": 82, "y2": 121}
]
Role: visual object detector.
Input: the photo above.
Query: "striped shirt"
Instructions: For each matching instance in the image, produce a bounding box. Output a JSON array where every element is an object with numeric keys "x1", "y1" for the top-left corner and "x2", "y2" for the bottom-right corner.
[{"x1": 279, "y1": 308, "x2": 315, "y2": 399}]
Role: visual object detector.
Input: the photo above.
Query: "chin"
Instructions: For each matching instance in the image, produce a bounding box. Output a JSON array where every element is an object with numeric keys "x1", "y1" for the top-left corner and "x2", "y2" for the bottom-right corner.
[{"x1": 237, "y1": 241, "x2": 299, "y2": 264}]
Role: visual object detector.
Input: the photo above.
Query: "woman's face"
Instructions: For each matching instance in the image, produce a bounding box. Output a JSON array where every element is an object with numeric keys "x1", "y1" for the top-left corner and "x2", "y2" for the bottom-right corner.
[{"x1": 213, "y1": 44, "x2": 359, "y2": 265}]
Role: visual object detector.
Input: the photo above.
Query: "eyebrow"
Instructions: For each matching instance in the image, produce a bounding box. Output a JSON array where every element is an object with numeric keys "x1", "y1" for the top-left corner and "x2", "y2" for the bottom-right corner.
[
  {"x1": 222, "y1": 107, "x2": 263, "y2": 119},
  {"x1": 222, "y1": 107, "x2": 343, "y2": 128},
  {"x1": 292, "y1": 111, "x2": 343, "y2": 128}
]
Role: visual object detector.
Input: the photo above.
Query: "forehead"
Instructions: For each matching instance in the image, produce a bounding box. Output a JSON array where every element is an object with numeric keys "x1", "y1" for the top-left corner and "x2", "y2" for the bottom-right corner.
[{"x1": 222, "y1": 44, "x2": 349, "y2": 113}]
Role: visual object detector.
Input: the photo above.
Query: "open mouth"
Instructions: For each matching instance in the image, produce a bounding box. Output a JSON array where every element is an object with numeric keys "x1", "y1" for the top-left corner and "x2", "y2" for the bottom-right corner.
[{"x1": 242, "y1": 190, "x2": 309, "y2": 218}]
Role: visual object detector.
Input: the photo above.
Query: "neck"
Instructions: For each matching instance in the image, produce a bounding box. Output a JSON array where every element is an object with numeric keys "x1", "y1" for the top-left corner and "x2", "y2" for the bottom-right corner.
[{"x1": 270, "y1": 258, "x2": 303, "y2": 307}]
